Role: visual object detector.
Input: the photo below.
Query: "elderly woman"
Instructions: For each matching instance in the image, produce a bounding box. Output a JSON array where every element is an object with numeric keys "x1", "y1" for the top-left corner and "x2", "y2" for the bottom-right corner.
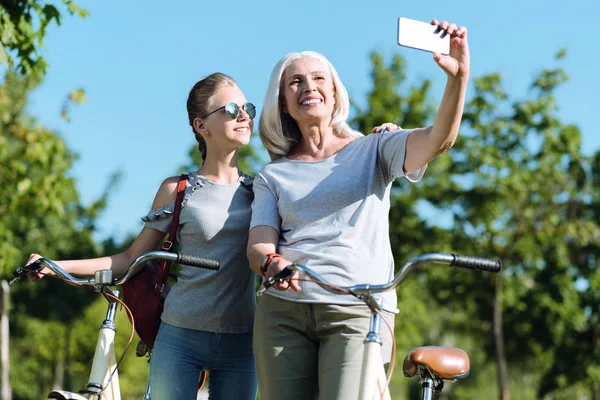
[{"x1": 247, "y1": 19, "x2": 469, "y2": 400}]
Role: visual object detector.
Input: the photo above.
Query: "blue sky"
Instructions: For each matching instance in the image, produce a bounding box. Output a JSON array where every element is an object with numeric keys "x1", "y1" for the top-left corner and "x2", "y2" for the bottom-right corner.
[{"x1": 24, "y1": 0, "x2": 598, "y2": 241}]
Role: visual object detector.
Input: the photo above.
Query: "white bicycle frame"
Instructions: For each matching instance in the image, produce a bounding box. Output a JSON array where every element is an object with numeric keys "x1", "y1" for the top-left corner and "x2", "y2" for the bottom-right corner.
[
  {"x1": 49, "y1": 289, "x2": 122, "y2": 400},
  {"x1": 358, "y1": 307, "x2": 391, "y2": 400}
]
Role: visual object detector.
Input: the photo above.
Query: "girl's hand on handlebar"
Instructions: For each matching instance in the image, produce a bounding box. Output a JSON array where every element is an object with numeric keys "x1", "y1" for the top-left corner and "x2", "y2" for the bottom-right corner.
[
  {"x1": 24, "y1": 253, "x2": 52, "y2": 281},
  {"x1": 265, "y1": 257, "x2": 301, "y2": 292}
]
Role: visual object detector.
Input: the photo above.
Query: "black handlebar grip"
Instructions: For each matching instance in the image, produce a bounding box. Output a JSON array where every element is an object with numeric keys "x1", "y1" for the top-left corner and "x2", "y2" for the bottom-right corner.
[
  {"x1": 177, "y1": 253, "x2": 220, "y2": 270},
  {"x1": 450, "y1": 254, "x2": 502, "y2": 273}
]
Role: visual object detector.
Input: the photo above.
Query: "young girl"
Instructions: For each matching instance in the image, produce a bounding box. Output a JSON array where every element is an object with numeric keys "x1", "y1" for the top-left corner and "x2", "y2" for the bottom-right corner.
[{"x1": 26, "y1": 72, "x2": 259, "y2": 400}]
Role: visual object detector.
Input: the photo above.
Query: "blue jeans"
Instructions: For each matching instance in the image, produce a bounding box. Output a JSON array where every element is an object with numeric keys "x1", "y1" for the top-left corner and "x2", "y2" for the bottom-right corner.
[{"x1": 150, "y1": 322, "x2": 257, "y2": 400}]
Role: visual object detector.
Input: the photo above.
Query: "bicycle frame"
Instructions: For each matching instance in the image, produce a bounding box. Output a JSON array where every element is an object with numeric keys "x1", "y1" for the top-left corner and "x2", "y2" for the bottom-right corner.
[
  {"x1": 359, "y1": 308, "x2": 391, "y2": 400},
  {"x1": 85, "y1": 289, "x2": 121, "y2": 400},
  {"x1": 48, "y1": 291, "x2": 122, "y2": 400}
]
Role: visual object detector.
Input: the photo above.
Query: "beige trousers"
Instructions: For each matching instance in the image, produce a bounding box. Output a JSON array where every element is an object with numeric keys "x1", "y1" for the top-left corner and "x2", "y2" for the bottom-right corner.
[{"x1": 253, "y1": 294, "x2": 394, "y2": 400}]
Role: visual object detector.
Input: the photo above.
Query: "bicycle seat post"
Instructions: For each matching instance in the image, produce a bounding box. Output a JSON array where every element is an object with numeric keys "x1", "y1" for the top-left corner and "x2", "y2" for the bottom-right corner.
[{"x1": 420, "y1": 373, "x2": 435, "y2": 400}]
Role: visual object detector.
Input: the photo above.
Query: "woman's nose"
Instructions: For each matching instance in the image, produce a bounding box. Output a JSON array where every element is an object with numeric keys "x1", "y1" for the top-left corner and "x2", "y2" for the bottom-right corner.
[{"x1": 304, "y1": 79, "x2": 317, "y2": 92}]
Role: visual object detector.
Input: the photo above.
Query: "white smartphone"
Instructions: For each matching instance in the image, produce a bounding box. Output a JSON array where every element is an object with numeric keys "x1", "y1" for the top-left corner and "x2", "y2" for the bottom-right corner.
[{"x1": 397, "y1": 17, "x2": 450, "y2": 55}]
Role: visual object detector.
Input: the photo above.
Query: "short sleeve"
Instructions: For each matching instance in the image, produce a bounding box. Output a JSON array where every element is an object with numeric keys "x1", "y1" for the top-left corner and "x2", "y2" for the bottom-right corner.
[
  {"x1": 249, "y1": 173, "x2": 281, "y2": 233},
  {"x1": 378, "y1": 129, "x2": 427, "y2": 183},
  {"x1": 141, "y1": 200, "x2": 175, "y2": 233}
]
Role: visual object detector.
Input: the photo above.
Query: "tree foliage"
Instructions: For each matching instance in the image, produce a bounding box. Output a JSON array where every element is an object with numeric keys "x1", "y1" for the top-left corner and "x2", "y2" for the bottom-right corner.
[
  {"x1": 0, "y1": 70, "x2": 125, "y2": 398},
  {"x1": 0, "y1": 71, "x2": 104, "y2": 277},
  {"x1": 536, "y1": 148, "x2": 600, "y2": 397},
  {"x1": 413, "y1": 49, "x2": 598, "y2": 398},
  {"x1": 0, "y1": 0, "x2": 88, "y2": 78}
]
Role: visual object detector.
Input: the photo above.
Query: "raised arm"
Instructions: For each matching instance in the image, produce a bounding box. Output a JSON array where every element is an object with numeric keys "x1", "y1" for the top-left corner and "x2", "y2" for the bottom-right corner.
[{"x1": 403, "y1": 19, "x2": 470, "y2": 174}]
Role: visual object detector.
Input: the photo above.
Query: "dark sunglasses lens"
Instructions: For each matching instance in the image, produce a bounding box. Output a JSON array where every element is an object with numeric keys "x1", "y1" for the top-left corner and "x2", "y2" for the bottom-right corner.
[
  {"x1": 244, "y1": 103, "x2": 256, "y2": 119},
  {"x1": 224, "y1": 103, "x2": 240, "y2": 119}
]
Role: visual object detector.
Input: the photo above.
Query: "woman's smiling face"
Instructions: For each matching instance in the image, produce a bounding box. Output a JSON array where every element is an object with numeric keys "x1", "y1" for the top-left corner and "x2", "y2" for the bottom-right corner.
[{"x1": 281, "y1": 57, "x2": 336, "y2": 126}]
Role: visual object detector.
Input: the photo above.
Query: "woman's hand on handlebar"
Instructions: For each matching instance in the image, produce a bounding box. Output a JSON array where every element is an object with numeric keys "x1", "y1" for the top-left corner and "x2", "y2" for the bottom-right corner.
[
  {"x1": 24, "y1": 253, "x2": 53, "y2": 281},
  {"x1": 264, "y1": 257, "x2": 301, "y2": 292}
]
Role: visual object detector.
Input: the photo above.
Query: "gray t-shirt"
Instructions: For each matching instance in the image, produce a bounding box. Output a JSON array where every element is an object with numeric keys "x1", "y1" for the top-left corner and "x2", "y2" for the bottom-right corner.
[
  {"x1": 250, "y1": 129, "x2": 426, "y2": 311},
  {"x1": 143, "y1": 171, "x2": 255, "y2": 333}
]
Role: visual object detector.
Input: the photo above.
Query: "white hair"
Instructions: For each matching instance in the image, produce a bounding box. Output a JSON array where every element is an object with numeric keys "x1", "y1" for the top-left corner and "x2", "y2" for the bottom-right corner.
[{"x1": 259, "y1": 51, "x2": 362, "y2": 160}]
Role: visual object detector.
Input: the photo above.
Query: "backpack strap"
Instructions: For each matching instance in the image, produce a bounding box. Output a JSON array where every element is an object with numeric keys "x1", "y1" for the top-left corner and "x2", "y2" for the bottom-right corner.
[{"x1": 154, "y1": 174, "x2": 188, "y2": 293}]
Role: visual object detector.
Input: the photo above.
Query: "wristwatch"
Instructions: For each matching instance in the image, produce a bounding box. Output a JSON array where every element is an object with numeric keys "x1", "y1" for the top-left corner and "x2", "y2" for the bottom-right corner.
[{"x1": 260, "y1": 253, "x2": 282, "y2": 276}]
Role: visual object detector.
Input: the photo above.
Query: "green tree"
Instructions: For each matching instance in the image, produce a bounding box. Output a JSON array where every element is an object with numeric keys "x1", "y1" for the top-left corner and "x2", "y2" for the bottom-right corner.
[
  {"x1": 352, "y1": 52, "x2": 435, "y2": 134},
  {"x1": 0, "y1": 0, "x2": 88, "y2": 78},
  {"x1": 536, "y1": 149, "x2": 600, "y2": 399},
  {"x1": 417, "y1": 49, "x2": 598, "y2": 399},
  {"x1": 0, "y1": 71, "x2": 107, "y2": 277},
  {"x1": 0, "y1": 70, "x2": 120, "y2": 398}
]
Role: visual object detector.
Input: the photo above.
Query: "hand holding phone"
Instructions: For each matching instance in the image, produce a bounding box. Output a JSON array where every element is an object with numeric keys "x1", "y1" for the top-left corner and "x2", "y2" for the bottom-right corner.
[{"x1": 397, "y1": 17, "x2": 450, "y2": 55}]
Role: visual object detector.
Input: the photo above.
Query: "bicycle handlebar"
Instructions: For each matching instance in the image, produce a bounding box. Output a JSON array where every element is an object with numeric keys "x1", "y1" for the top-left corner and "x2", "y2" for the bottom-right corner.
[
  {"x1": 11, "y1": 251, "x2": 220, "y2": 287},
  {"x1": 449, "y1": 254, "x2": 501, "y2": 272},
  {"x1": 258, "y1": 252, "x2": 501, "y2": 296},
  {"x1": 112, "y1": 251, "x2": 220, "y2": 285}
]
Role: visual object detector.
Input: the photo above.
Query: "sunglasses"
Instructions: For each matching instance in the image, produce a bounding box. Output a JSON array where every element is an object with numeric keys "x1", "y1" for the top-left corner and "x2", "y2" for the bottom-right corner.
[{"x1": 201, "y1": 102, "x2": 256, "y2": 120}]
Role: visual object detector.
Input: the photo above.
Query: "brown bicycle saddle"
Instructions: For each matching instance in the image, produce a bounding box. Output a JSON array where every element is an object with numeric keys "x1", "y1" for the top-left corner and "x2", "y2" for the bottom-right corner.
[{"x1": 402, "y1": 346, "x2": 470, "y2": 380}]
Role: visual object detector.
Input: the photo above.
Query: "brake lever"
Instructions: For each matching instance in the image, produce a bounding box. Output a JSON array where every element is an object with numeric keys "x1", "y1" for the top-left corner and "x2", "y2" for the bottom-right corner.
[
  {"x1": 10, "y1": 259, "x2": 46, "y2": 286},
  {"x1": 257, "y1": 267, "x2": 295, "y2": 297}
]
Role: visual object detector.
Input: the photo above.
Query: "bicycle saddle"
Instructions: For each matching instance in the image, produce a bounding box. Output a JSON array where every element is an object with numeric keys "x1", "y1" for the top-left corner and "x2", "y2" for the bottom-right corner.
[{"x1": 402, "y1": 346, "x2": 470, "y2": 380}]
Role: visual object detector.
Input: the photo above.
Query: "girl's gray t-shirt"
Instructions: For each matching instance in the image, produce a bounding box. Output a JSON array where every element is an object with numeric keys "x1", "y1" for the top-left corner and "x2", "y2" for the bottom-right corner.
[
  {"x1": 142, "y1": 171, "x2": 255, "y2": 333},
  {"x1": 250, "y1": 129, "x2": 426, "y2": 311}
]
